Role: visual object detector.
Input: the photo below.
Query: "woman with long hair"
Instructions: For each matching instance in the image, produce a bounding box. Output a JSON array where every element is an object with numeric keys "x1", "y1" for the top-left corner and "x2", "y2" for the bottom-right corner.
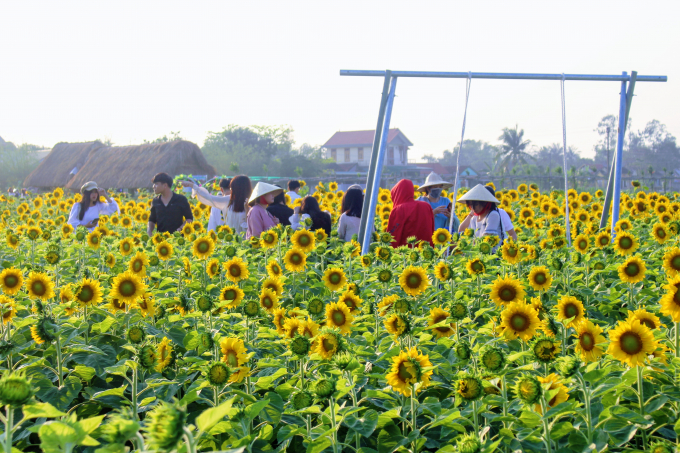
[
  {"x1": 267, "y1": 188, "x2": 294, "y2": 226},
  {"x1": 181, "y1": 175, "x2": 251, "y2": 235},
  {"x1": 289, "y1": 195, "x2": 332, "y2": 235},
  {"x1": 68, "y1": 181, "x2": 119, "y2": 231},
  {"x1": 337, "y1": 185, "x2": 363, "y2": 241}
]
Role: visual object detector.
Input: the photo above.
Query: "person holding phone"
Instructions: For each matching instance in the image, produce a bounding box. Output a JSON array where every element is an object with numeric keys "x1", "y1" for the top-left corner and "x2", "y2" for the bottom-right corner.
[{"x1": 68, "y1": 181, "x2": 119, "y2": 231}]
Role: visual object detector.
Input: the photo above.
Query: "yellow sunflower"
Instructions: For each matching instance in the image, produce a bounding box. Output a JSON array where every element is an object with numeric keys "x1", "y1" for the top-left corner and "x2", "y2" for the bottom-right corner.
[
  {"x1": 259, "y1": 288, "x2": 279, "y2": 313},
  {"x1": 527, "y1": 266, "x2": 552, "y2": 291},
  {"x1": 500, "y1": 300, "x2": 540, "y2": 341},
  {"x1": 272, "y1": 308, "x2": 287, "y2": 335},
  {"x1": 377, "y1": 294, "x2": 399, "y2": 317},
  {"x1": 399, "y1": 266, "x2": 429, "y2": 297},
  {"x1": 155, "y1": 241, "x2": 173, "y2": 261},
  {"x1": 128, "y1": 250, "x2": 149, "y2": 275},
  {"x1": 220, "y1": 337, "x2": 248, "y2": 367},
  {"x1": 192, "y1": 236, "x2": 215, "y2": 260},
  {"x1": 465, "y1": 258, "x2": 485, "y2": 276},
  {"x1": 652, "y1": 223, "x2": 669, "y2": 244},
  {"x1": 555, "y1": 295, "x2": 585, "y2": 327},
  {"x1": 136, "y1": 293, "x2": 156, "y2": 318},
  {"x1": 219, "y1": 285, "x2": 244, "y2": 309},
  {"x1": 573, "y1": 319, "x2": 606, "y2": 362},
  {"x1": 428, "y1": 307, "x2": 455, "y2": 339},
  {"x1": 489, "y1": 276, "x2": 525, "y2": 307},
  {"x1": 61, "y1": 223, "x2": 74, "y2": 238},
  {"x1": 291, "y1": 229, "x2": 316, "y2": 253},
  {"x1": 266, "y1": 260, "x2": 283, "y2": 279},
  {"x1": 594, "y1": 231, "x2": 611, "y2": 248},
  {"x1": 314, "y1": 330, "x2": 340, "y2": 359},
  {"x1": 432, "y1": 228, "x2": 451, "y2": 246},
  {"x1": 284, "y1": 248, "x2": 307, "y2": 273},
  {"x1": 223, "y1": 257, "x2": 249, "y2": 283},
  {"x1": 282, "y1": 317, "x2": 302, "y2": 339},
  {"x1": 573, "y1": 234, "x2": 590, "y2": 254},
  {"x1": 118, "y1": 237, "x2": 134, "y2": 256},
  {"x1": 86, "y1": 231, "x2": 101, "y2": 249},
  {"x1": 262, "y1": 277, "x2": 284, "y2": 296},
  {"x1": 613, "y1": 231, "x2": 638, "y2": 256},
  {"x1": 386, "y1": 347, "x2": 433, "y2": 396},
  {"x1": 0, "y1": 296, "x2": 16, "y2": 324},
  {"x1": 25, "y1": 272, "x2": 55, "y2": 301},
  {"x1": 617, "y1": 255, "x2": 646, "y2": 284},
  {"x1": 325, "y1": 301, "x2": 353, "y2": 335},
  {"x1": 73, "y1": 278, "x2": 103, "y2": 307},
  {"x1": 660, "y1": 276, "x2": 680, "y2": 321},
  {"x1": 260, "y1": 230, "x2": 279, "y2": 249},
  {"x1": 607, "y1": 319, "x2": 657, "y2": 367},
  {"x1": 384, "y1": 314, "x2": 407, "y2": 337},
  {"x1": 535, "y1": 374, "x2": 569, "y2": 414},
  {"x1": 110, "y1": 271, "x2": 147, "y2": 304},
  {"x1": 298, "y1": 317, "x2": 320, "y2": 339},
  {"x1": 663, "y1": 247, "x2": 680, "y2": 277},
  {"x1": 323, "y1": 267, "x2": 347, "y2": 292},
  {"x1": 501, "y1": 241, "x2": 522, "y2": 264},
  {"x1": 434, "y1": 262, "x2": 452, "y2": 281},
  {"x1": 626, "y1": 308, "x2": 662, "y2": 330},
  {"x1": 337, "y1": 290, "x2": 362, "y2": 314},
  {"x1": 0, "y1": 268, "x2": 23, "y2": 295}
]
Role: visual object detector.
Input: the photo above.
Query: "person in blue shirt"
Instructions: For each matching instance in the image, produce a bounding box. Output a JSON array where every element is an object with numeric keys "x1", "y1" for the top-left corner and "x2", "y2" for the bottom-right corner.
[{"x1": 417, "y1": 172, "x2": 460, "y2": 232}]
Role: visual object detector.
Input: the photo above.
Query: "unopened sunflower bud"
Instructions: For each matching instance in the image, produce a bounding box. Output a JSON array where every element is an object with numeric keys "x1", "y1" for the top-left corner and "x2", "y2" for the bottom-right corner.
[
  {"x1": 290, "y1": 335, "x2": 311, "y2": 357},
  {"x1": 314, "y1": 378, "x2": 336, "y2": 399},
  {"x1": 514, "y1": 375, "x2": 542, "y2": 405},
  {"x1": 457, "y1": 433, "x2": 482, "y2": 453},
  {"x1": 143, "y1": 401, "x2": 186, "y2": 452},
  {"x1": 291, "y1": 390, "x2": 314, "y2": 410},
  {"x1": 554, "y1": 355, "x2": 581, "y2": 378},
  {"x1": 0, "y1": 372, "x2": 33, "y2": 407}
]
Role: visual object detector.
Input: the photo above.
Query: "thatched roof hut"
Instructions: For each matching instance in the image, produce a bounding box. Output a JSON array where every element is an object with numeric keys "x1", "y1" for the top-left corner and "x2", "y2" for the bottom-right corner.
[
  {"x1": 23, "y1": 141, "x2": 107, "y2": 189},
  {"x1": 24, "y1": 140, "x2": 216, "y2": 190}
]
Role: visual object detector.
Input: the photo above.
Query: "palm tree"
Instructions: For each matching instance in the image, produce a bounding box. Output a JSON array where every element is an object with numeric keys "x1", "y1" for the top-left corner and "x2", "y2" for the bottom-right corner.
[{"x1": 496, "y1": 125, "x2": 532, "y2": 173}]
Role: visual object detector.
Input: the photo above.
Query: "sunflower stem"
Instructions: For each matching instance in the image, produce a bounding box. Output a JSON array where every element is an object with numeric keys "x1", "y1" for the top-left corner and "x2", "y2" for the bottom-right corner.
[
  {"x1": 576, "y1": 372, "x2": 592, "y2": 444},
  {"x1": 4, "y1": 405, "x2": 13, "y2": 453},
  {"x1": 329, "y1": 396, "x2": 338, "y2": 453},
  {"x1": 471, "y1": 399, "x2": 479, "y2": 436},
  {"x1": 131, "y1": 365, "x2": 138, "y2": 419},
  {"x1": 540, "y1": 397, "x2": 552, "y2": 453},
  {"x1": 675, "y1": 323, "x2": 680, "y2": 359},
  {"x1": 636, "y1": 365, "x2": 648, "y2": 449},
  {"x1": 83, "y1": 305, "x2": 89, "y2": 346},
  {"x1": 55, "y1": 332, "x2": 64, "y2": 387}
]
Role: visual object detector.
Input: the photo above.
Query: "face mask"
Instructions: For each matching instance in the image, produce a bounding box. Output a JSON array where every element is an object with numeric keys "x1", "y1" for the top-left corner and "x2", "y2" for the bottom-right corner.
[{"x1": 429, "y1": 189, "x2": 442, "y2": 198}]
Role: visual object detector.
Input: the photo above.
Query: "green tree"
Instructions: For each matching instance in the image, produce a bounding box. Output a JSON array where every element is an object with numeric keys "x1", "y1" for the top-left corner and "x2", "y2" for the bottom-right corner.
[{"x1": 496, "y1": 125, "x2": 532, "y2": 172}]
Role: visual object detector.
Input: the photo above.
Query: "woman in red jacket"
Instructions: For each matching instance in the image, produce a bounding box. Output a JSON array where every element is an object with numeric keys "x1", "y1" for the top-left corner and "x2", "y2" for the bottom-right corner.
[{"x1": 387, "y1": 179, "x2": 435, "y2": 247}]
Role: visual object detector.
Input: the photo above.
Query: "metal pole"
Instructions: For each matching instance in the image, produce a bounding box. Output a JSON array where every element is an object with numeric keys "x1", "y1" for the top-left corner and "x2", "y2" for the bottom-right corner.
[
  {"x1": 340, "y1": 69, "x2": 666, "y2": 83},
  {"x1": 599, "y1": 71, "x2": 636, "y2": 230},
  {"x1": 361, "y1": 77, "x2": 398, "y2": 256},
  {"x1": 357, "y1": 71, "x2": 392, "y2": 246},
  {"x1": 610, "y1": 72, "x2": 628, "y2": 238}
]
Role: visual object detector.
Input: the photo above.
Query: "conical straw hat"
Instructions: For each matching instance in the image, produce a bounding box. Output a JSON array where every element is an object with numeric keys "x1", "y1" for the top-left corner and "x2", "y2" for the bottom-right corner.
[
  {"x1": 456, "y1": 184, "x2": 500, "y2": 204},
  {"x1": 248, "y1": 182, "x2": 284, "y2": 206},
  {"x1": 418, "y1": 172, "x2": 453, "y2": 191}
]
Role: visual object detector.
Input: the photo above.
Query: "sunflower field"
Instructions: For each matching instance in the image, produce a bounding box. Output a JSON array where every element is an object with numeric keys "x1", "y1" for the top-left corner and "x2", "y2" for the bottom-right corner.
[{"x1": 0, "y1": 181, "x2": 680, "y2": 453}]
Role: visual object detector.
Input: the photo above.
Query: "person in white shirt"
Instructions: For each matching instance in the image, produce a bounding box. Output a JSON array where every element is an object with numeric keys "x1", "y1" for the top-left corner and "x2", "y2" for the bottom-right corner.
[
  {"x1": 181, "y1": 176, "x2": 251, "y2": 235},
  {"x1": 68, "y1": 181, "x2": 119, "y2": 231},
  {"x1": 286, "y1": 180, "x2": 301, "y2": 202},
  {"x1": 485, "y1": 185, "x2": 517, "y2": 241},
  {"x1": 337, "y1": 185, "x2": 363, "y2": 241}
]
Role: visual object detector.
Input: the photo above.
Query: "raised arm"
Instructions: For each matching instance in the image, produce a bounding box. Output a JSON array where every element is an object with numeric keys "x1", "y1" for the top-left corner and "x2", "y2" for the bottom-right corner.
[{"x1": 180, "y1": 181, "x2": 230, "y2": 211}]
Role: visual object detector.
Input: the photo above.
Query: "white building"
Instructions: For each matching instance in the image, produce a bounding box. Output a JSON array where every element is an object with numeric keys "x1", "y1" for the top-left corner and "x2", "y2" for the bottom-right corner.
[{"x1": 323, "y1": 129, "x2": 413, "y2": 166}]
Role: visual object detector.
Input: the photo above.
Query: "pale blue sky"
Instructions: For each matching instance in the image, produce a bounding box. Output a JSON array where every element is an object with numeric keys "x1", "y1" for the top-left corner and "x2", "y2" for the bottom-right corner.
[{"x1": 1, "y1": 0, "x2": 677, "y2": 161}]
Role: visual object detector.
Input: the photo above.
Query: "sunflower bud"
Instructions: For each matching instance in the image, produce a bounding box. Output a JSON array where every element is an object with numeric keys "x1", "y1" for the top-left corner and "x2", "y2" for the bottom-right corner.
[
  {"x1": 199, "y1": 332, "x2": 214, "y2": 351},
  {"x1": 243, "y1": 300, "x2": 260, "y2": 317},
  {"x1": 454, "y1": 341, "x2": 472, "y2": 361},
  {"x1": 450, "y1": 301, "x2": 468, "y2": 321},
  {"x1": 455, "y1": 373, "x2": 483, "y2": 401},
  {"x1": 532, "y1": 336, "x2": 560, "y2": 363},
  {"x1": 99, "y1": 408, "x2": 140, "y2": 444},
  {"x1": 514, "y1": 375, "x2": 542, "y2": 405},
  {"x1": 143, "y1": 400, "x2": 186, "y2": 452},
  {"x1": 333, "y1": 351, "x2": 360, "y2": 372},
  {"x1": 550, "y1": 258, "x2": 563, "y2": 271},
  {"x1": 0, "y1": 371, "x2": 34, "y2": 407},
  {"x1": 291, "y1": 390, "x2": 314, "y2": 410},
  {"x1": 313, "y1": 377, "x2": 336, "y2": 398},
  {"x1": 149, "y1": 255, "x2": 160, "y2": 266},
  {"x1": 207, "y1": 362, "x2": 230, "y2": 386},
  {"x1": 307, "y1": 298, "x2": 324, "y2": 316},
  {"x1": 138, "y1": 344, "x2": 157, "y2": 369},
  {"x1": 479, "y1": 242, "x2": 492, "y2": 255},
  {"x1": 127, "y1": 326, "x2": 145, "y2": 344},
  {"x1": 554, "y1": 355, "x2": 581, "y2": 378},
  {"x1": 290, "y1": 335, "x2": 311, "y2": 357},
  {"x1": 196, "y1": 295, "x2": 212, "y2": 313},
  {"x1": 648, "y1": 441, "x2": 673, "y2": 453},
  {"x1": 457, "y1": 433, "x2": 482, "y2": 453},
  {"x1": 479, "y1": 346, "x2": 506, "y2": 374}
]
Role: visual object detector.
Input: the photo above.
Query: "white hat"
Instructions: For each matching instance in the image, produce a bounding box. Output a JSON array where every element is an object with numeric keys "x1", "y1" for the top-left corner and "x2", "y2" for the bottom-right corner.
[
  {"x1": 456, "y1": 184, "x2": 500, "y2": 205},
  {"x1": 248, "y1": 182, "x2": 284, "y2": 206},
  {"x1": 418, "y1": 172, "x2": 453, "y2": 191},
  {"x1": 81, "y1": 181, "x2": 98, "y2": 193}
]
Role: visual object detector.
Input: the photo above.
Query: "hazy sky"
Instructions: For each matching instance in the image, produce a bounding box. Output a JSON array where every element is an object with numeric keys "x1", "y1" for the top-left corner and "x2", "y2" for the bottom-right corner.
[{"x1": 1, "y1": 0, "x2": 677, "y2": 162}]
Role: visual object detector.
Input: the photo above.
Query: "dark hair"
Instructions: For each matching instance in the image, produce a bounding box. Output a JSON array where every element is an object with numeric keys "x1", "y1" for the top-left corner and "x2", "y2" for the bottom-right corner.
[
  {"x1": 78, "y1": 189, "x2": 97, "y2": 221},
  {"x1": 219, "y1": 178, "x2": 231, "y2": 190},
  {"x1": 273, "y1": 189, "x2": 286, "y2": 205},
  {"x1": 228, "y1": 175, "x2": 252, "y2": 213},
  {"x1": 288, "y1": 180, "x2": 301, "y2": 191},
  {"x1": 342, "y1": 187, "x2": 363, "y2": 218},
  {"x1": 485, "y1": 185, "x2": 496, "y2": 197},
  {"x1": 301, "y1": 196, "x2": 331, "y2": 235},
  {"x1": 152, "y1": 172, "x2": 173, "y2": 187}
]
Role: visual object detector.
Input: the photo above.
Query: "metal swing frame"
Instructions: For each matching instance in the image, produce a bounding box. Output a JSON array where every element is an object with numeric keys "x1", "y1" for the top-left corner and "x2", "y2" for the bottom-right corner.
[{"x1": 340, "y1": 69, "x2": 668, "y2": 255}]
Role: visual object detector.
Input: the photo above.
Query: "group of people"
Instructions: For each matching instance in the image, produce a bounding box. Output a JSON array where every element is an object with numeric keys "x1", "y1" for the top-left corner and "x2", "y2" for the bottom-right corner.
[{"x1": 67, "y1": 171, "x2": 515, "y2": 250}]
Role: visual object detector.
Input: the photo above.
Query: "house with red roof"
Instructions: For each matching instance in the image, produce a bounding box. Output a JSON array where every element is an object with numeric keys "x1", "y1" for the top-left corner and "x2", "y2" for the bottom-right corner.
[{"x1": 323, "y1": 129, "x2": 413, "y2": 167}]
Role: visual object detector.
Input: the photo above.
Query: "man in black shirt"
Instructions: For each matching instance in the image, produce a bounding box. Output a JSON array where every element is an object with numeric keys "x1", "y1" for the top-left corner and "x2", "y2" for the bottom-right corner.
[{"x1": 147, "y1": 172, "x2": 193, "y2": 235}]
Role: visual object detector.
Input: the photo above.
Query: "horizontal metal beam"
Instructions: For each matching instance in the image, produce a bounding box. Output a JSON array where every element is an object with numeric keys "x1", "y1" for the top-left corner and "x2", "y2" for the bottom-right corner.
[{"x1": 340, "y1": 70, "x2": 667, "y2": 82}]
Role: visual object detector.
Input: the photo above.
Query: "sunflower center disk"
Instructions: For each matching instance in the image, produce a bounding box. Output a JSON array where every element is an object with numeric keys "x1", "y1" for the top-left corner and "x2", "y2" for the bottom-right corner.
[
  {"x1": 322, "y1": 338, "x2": 335, "y2": 351},
  {"x1": 625, "y1": 264, "x2": 639, "y2": 276},
  {"x1": 224, "y1": 290, "x2": 236, "y2": 300},
  {"x1": 120, "y1": 282, "x2": 135, "y2": 296},
  {"x1": 33, "y1": 282, "x2": 45, "y2": 295},
  {"x1": 79, "y1": 288, "x2": 93, "y2": 301},
  {"x1": 620, "y1": 332, "x2": 643, "y2": 354},
  {"x1": 332, "y1": 311, "x2": 345, "y2": 325},
  {"x1": 580, "y1": 332, "x2": 594, "y2": 350},
  {"x1": 397, "y1": 363, "x2": 413, "y2": 381},
  {"x1": 330, "y1": 274, "x2": 341, "y2": 284},
  {"x1": 564, "y1": 304, "x2": 578, "y2": 318},
  {"x1": 500, "y1": 288, "x2": 515, "y2": 301},
  {"x1": 407, "y1": 275, "x2": 421, "y2": 288},
  {"x1": 534, "y1": 274, "x2": 546, "y2": 284},
  {"x1": 641, "y1": 319, "x2": 655, "y2": 329},
  {"x1": 5, "y1": 276, "x2": 17, "y2": 287},
  {"x1": 671, "y1": 256, "x2": 680, "y2": 270},
  {"x1": 620, "y1": 238, "x2": 632, "y2": 249},
  {"x1": 510, "y1": 313, "x2": 528, "y2": 331}
]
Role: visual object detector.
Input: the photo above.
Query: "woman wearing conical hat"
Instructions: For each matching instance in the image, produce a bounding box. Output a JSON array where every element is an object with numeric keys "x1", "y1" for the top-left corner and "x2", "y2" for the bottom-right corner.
[
  {"x1": 417, "y1": 172, "x2": 459, "y2": 232},
  {"x1": 246, "y1": 182, "x2": 283, "y2": 239},
  {"x1": 457, "y1": 184, "x2": 505, "y2": 250}
]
